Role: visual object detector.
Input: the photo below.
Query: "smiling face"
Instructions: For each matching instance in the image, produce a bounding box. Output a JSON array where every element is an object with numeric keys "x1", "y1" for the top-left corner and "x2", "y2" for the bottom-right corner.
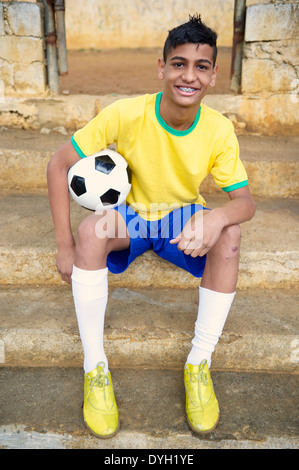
[{"x1": 158, "y1": 43, "x2": 218, "y2": 111}]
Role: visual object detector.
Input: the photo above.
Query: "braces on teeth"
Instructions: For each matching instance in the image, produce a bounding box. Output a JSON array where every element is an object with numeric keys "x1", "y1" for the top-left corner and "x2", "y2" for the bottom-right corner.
[{"x1": 179, "y1": 87, "x2": 196, "y2": 92}]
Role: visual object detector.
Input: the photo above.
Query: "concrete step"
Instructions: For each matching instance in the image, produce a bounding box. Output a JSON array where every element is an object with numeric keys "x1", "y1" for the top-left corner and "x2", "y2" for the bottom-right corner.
[
  {"x1": 0, "y1": 285, "x2": 298, "y2": 373},
  {"x1": 0, "y1": 193, "x2": 298, "y2": 288},
  {"x1": 0, "y1": 127, "x2": 298, "y2": 197},
  {"x1": 0, "y1": 91, "x2": 298, "y2": 137},
  {"x1": 0, "y1": 367, "x2": 298, "y2": 449}
]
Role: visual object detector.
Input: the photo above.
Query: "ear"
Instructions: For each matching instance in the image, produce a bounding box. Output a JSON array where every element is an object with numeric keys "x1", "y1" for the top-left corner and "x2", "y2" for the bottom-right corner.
[
  {"x1": 209, "y1": 64, "x2": 218, "y2": 88},
  {"x1": 157, "y1": 57, "x2": 165, "y2": 80}
]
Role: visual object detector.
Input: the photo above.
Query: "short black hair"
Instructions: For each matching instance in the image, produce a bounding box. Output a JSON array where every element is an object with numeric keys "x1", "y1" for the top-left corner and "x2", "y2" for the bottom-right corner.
[{"x1": 163, "y1": 13, "x2": 218, "y2": 66}]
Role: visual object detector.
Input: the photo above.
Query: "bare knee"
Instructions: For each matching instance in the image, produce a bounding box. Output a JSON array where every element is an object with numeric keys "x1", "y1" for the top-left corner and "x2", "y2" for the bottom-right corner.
[
  {"x1": 75, "y1": 212, "x2": 116, "y2": 269},
  {"x1": 76, "y1": 209, "x2": 129, "y2": 256},
  {"x1": 77, "y1": 210, "x2": 116, "y2": 245},
  {"x1": 225, "y1": 224, "x2": 241, "y2": 246},
  {"x1": 77, "y1": 215, "x2": 99, "y2": 244},
  {"x1": 212, "y1": 224, "x2": 241, "y2": 259}
]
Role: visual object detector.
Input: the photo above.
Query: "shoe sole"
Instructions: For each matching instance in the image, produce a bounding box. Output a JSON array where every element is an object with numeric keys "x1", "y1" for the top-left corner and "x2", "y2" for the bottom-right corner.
[
  {"x1": 84, "y1": 419, "x2": 120, "y2": 439},
  {"x1": 186, "y1": 413, "x2": 220, "y2": 435}
]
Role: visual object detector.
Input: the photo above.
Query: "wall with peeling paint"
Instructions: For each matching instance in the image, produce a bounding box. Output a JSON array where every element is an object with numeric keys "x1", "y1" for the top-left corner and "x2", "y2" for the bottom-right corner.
[{"x1": 64, "y1": 0, "x2": 235, "y2": 50}]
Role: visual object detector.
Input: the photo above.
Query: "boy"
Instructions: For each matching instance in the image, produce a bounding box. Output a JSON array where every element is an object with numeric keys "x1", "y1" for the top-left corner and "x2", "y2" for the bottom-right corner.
[{"x1": 47, "y1": 14, "x2": 256, "y2": 438}]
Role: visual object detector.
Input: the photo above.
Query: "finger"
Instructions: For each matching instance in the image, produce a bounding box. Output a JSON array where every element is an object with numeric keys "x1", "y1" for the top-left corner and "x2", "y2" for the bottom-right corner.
[
  {"x1": 189, "y1": 249, "x2": 203, "y2": 258},
  {"x1": 183, "y1": 248, "x2": 194, "y2": 255},
  {"x1": 181, "y1": 236, "x2": 202, "y2": 251},
  {"x1": 169, "y1": 231, "x2": 192, "y2": 245},
  {"x1": 60, "y1": 271, "x2": 71, "y2": 284},
  {"x1": 169, "y1": 237, "x2": 181, "y2": 244},
  {"x1": 181, "y1": 240, "x2": 195, "y2": 255},
  {"x1": 190, "y1": 245, "x2": 210, "y2": 258},
  {"x1": 65, "y1": 275, "x2": 72, "y2": 284},
  {"x1": 184, "y1": 245, "x2": 203, "y2": 256},
  {"x1": 176, "y1": 238, "x2": 187, "y2": 249}
]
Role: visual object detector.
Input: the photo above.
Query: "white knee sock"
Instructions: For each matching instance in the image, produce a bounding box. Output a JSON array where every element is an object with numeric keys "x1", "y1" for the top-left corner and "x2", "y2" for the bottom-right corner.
[
  {"x1": 187, "y1": 286, "x2": 235, "y2": 368},
  {"x1": 71, "y1": 265, "x2": 109, "y2": 374}
]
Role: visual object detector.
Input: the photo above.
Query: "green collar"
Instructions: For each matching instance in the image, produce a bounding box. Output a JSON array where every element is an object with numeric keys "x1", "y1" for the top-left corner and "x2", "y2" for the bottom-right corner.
[{"x1": 155, "y1": 92, "x2": 201, "y2": 136}]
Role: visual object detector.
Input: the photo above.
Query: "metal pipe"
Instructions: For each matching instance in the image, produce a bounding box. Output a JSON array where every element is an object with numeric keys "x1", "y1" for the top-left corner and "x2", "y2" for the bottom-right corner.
[
  {"x1": 54, "y1": 0, "x2": 68, "y2": 76},
  {"x1": 230, "y1": 0, "x2": 246, "y2": 93},
  {"x1": 43, "y1": 0, "x2": 59, "y2": 93}
]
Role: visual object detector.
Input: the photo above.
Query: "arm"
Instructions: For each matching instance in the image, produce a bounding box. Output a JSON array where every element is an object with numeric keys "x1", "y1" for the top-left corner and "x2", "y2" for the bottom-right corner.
[
  {"x1": 47, "y1": 139, "x2": 81, "y2": 283},
  {"x1": 170, "y1": 185, "x2": 256, "y2": 257}
]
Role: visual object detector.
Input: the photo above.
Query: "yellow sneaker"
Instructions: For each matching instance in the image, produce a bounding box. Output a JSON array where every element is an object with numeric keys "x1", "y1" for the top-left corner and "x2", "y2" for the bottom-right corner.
[
  {"x1": 184, "y1": 360, "x2": 219, "y2": 434},
  {"x1": 83, "y1": 362, "x2": 119, "y2": 438}
]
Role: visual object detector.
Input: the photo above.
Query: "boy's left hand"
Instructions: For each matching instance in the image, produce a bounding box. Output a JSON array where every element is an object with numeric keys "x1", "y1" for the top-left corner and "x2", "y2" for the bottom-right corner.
[{"x1": 169, "y1": 210, "x2": 224, "y2": 258}]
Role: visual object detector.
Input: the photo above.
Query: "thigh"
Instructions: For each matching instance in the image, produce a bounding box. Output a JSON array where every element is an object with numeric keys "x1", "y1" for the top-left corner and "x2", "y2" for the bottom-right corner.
[
  {"x1": 152, "y1": 204, "x2": 208, "y2": 278},
  {"x1": 106, "y1": 204, "x2": 152, "y2": 274},
  {"x1": 94, "y1": 208, "x2": 131, "y2": 252},
  {"x1": 77, "y1": 208, "x2": 130, "y2": 252}
]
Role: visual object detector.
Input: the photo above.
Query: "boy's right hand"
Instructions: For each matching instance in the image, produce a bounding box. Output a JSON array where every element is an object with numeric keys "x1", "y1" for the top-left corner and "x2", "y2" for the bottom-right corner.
[{"x1": 56, "y1": 243, "x2": 76, "y2": 284}]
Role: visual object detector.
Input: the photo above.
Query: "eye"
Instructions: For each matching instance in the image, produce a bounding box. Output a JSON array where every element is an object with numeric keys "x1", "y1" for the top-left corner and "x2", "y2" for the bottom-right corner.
[
  {"x1": 173, "y1": 62, "x2": 184, "y2": 68},
  {"x1": 197, "y1": 64, "x2": 207, "y2": 70}
]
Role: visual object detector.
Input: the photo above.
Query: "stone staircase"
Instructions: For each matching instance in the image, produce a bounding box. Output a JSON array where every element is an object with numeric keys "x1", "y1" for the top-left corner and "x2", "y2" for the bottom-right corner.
[{"x1": 0, "y1": 106, "x2": 298, "y2": 449}]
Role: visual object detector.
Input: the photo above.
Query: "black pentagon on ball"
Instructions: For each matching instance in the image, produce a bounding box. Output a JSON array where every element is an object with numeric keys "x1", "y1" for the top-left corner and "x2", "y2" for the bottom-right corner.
[
  {"x1": 100, "y1": 188, "x2": 120, "y2": 206},
  {"x1": 70, "y1": 175, "x2": 87, "y2": 197},
  {"x1": 95, "y1": 155, "x2": 116, "y2": 175}
]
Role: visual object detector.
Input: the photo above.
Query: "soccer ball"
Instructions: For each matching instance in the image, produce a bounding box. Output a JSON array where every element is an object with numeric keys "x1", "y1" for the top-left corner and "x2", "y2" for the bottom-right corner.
[{"x1": 68, "y1": 149, "x2": 131, "y2": 211}]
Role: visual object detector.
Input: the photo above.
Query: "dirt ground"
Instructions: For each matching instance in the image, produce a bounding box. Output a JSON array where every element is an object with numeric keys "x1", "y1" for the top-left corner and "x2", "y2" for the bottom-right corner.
[{"x1": 59, "y1": 47, "x2": 233, "y2": 96}]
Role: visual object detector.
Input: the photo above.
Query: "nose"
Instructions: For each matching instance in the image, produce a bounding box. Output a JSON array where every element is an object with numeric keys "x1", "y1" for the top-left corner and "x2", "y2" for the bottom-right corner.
[{"x1": 182, "y1": 65, "x2": 196, "y2": 83}]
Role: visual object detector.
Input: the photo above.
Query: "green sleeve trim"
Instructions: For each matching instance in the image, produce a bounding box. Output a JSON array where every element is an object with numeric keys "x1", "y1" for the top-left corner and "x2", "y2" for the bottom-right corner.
[
  {"x1": 222, "y1": 180, "x2": 248, "y2": 192},
  {"x1": 71, "y1": 135, "x2": 86, "y2": 158}
]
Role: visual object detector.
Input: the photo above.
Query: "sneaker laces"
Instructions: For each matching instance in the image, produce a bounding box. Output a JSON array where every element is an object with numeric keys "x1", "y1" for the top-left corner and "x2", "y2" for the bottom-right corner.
[
  {"x1": 188, "y1": 360, "x2": 209, "y2": 402},
  {"x1": 88, "y1": 362, "x2": 109, "y2": 399},
  {"x1": 189, "y1": 361, "x2": 209, "y2": 384}
]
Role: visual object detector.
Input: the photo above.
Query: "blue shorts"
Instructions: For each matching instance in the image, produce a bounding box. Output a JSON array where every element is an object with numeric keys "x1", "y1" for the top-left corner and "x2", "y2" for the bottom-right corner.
[{"x1": 107, "y1": 203, "x2": 208, "y2": 278}]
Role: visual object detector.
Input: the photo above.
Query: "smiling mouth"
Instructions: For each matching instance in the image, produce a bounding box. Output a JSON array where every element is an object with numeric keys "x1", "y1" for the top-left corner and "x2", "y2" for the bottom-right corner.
[{"x1": 176, "y1": 86, "x2": 199, "y2": 94}]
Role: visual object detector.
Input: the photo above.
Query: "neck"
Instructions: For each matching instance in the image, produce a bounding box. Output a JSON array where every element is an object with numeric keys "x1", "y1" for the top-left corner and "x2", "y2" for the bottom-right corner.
[{"x1": 159, "y1": 93, "x2": 201, "y2": 131}]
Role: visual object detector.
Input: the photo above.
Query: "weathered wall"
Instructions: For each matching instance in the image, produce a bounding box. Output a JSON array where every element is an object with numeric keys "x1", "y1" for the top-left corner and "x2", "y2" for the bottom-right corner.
[
  {"x1": 64, "y1": 0, "x2": 235, "y2": 50},
  {"x1": 0, "y1": 0, "x2": 47, "y2": 98},
  {"x1": 240, "y1": 0, "x2": 299, "y2": 133},
  {"x1": 242, "y1": 1, "x2": 298, "y2": 94},
  {"x1": 0, "y1": 0, "x2": 298, "y2": 134}
]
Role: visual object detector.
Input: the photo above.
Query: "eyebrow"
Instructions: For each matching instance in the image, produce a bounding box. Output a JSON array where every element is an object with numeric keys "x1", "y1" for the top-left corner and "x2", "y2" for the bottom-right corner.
[{"x1": 169, "y1": 56, "x2": 212, "y2": 65}]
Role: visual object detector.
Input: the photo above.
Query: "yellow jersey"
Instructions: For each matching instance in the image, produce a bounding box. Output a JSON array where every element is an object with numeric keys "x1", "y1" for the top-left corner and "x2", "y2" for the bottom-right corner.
[{"x1": 71, "y1": 92, "x2": 248, "y2": 220}]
